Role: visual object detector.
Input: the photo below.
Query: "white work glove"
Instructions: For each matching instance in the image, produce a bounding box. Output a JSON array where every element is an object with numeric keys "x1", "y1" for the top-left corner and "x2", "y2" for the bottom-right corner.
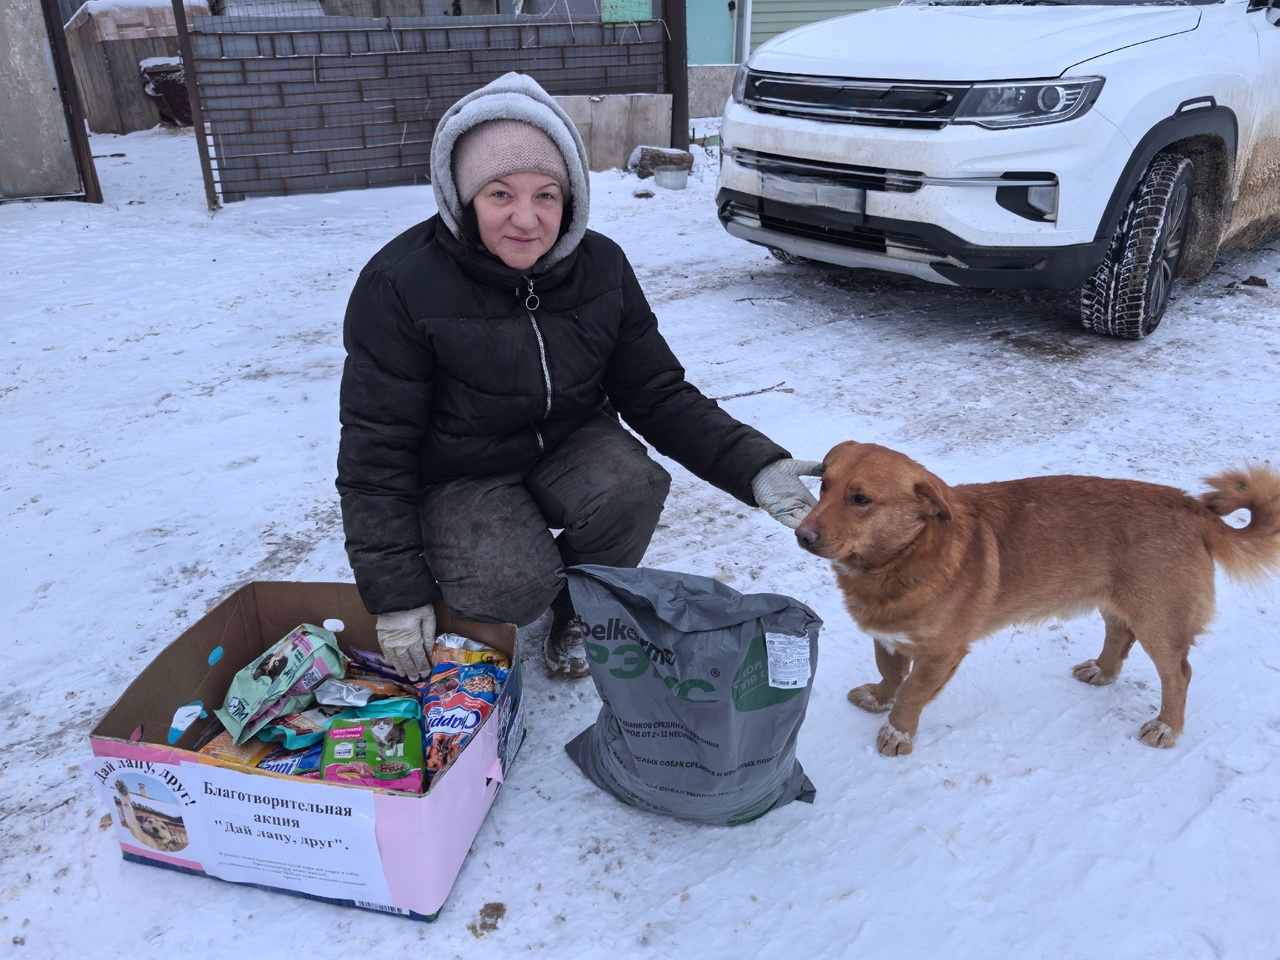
[
  {"x1": 375, "y1": 603, "x2": 436, "y2": 680},
  {"x1": 751, "y1": 458, "x2": 824, "y2": 529}
]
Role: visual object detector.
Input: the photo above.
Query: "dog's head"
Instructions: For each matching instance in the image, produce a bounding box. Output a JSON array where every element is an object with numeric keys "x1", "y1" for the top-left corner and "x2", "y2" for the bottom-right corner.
[{"x1": 795, "y1": 441, "x2": 953, "y2": 567}]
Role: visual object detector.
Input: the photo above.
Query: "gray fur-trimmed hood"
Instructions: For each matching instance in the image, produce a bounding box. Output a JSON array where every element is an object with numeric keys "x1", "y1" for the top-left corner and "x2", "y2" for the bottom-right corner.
[{"x1": 430, "y1": 72, "x2": 591, "y2": 272}]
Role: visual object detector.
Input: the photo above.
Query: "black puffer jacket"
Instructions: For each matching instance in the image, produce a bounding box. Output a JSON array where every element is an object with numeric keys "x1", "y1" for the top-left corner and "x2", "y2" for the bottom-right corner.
[
  {"x1": 338, "y1": 71, "x2": 789, "y2": 615},
  {"x1": 336, "y1": 219, "x2": 789, "y2": 614}
]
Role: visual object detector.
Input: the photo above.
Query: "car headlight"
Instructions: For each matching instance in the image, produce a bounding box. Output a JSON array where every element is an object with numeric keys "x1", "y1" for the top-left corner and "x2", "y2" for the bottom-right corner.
[
  {"x1": 952, "y1": 78, "x2": 1104, "y2": 128},
  {"x1": 731, "y1": 63, "x2": 750, "y2": 104}
]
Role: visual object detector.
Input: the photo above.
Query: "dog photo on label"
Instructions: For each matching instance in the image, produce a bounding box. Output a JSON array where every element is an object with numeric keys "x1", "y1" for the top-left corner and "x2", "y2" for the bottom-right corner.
[{"x1": 795, "y1": 441, "x2": 1280, "y2": 757}]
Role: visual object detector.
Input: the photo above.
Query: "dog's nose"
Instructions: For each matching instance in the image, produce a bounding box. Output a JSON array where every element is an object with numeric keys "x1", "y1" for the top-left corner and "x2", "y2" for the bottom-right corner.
[{"x1": 795, "y1": 524, "x2": 818, "y2": 548}]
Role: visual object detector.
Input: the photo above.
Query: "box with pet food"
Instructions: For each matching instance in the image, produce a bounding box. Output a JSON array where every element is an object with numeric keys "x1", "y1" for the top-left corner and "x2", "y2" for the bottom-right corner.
[{"x1": 87, "y1": 581, "x2": 523, "y2": 921}]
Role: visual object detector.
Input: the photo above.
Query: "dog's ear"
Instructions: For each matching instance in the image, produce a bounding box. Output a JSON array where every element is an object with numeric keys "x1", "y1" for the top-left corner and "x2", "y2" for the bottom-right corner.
[{"x1": 913, "y1": 478, "x2": 953, "y2": 521}]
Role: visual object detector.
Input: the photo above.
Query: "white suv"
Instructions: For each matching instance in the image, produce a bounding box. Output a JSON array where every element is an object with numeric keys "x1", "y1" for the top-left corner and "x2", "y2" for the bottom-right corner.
[{"x1": 717, "y1": 0, "x2": 1280, "y2": 338}]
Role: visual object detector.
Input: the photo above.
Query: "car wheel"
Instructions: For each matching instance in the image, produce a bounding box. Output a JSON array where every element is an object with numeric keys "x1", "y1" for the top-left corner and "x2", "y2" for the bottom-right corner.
[{"x1": 1080, "y1": 154, "x2": 1193, "y2": 339}]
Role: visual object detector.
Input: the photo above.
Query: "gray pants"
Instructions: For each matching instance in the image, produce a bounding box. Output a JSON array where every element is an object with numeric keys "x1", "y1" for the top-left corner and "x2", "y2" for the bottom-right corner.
[{"x1": 418, "y1": 414, "x2": 672, "y2": 625}]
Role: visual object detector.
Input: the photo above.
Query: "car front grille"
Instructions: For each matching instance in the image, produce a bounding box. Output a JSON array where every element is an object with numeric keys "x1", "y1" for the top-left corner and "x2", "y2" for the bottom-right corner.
[
  {"x1": 741, "y1": 70, "x2": 968, "y2": 129},
  {"x1": 728, "y1": 148, "x2": 924, "y2": 194},
  {"x1": 722, "y1": 198, "x2": 945, "y2": 262}
]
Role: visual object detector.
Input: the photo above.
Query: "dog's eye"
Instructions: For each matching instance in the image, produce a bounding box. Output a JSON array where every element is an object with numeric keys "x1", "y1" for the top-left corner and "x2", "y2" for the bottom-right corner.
[{"x1": 849, "y1": 493, "x2": 872, "y2": 506}]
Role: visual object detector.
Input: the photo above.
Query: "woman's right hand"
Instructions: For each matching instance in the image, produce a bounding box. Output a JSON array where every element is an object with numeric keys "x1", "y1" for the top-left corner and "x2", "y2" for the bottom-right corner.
[
  {"x1": 751, "y1": 458, "x2": 825, "y2": 529},
  {"x1": 375, "y1": 604, "x2": 436, "y2": 680}
]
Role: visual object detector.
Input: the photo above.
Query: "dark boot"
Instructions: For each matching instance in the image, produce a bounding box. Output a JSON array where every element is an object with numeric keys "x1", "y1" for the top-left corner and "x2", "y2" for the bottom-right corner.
[{"x1": 544, "y1": 610, "x2": 590, "y2": 679}]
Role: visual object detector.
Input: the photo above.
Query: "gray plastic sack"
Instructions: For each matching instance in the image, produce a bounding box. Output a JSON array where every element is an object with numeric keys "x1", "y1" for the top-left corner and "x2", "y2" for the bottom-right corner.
[{"x1": 563, "y1": 564, "x2": 822, "y2": 826}]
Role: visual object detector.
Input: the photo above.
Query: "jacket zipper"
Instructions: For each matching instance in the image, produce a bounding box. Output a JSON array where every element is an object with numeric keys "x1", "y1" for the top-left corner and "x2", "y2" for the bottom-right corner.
[{"x1": 525, "y1": 277, "x2": 551, "y2": 453}]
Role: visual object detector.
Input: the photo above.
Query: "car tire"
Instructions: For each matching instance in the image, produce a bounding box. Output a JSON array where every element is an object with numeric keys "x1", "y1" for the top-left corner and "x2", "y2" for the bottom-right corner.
[{"x1": 1079, "y1": 153, "x2": 1193, "y2": 339}]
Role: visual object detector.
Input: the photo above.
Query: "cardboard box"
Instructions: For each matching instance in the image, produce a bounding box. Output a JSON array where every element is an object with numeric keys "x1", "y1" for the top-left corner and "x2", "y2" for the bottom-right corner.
[{"x1": 88, "y1": 581, "x2": 523, "y2": 921}]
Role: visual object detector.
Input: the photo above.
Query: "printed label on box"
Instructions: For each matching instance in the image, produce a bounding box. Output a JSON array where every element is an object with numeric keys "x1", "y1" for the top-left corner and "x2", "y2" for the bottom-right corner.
[{"x1": 92, "y1": 756, "x2": 391, "y2": 905}]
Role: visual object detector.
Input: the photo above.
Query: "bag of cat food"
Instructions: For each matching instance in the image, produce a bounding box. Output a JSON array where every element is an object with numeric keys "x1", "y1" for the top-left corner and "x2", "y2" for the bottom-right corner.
[
  {"x1": 417, "y1": 660, "x2": 506, "y2": 782},
  {"x1": 197, "y1": 730, "x2": 277, "y2": 767},
  {"x1": 255, "y1": 695, "x2": 420, "y2": 750},
  {"x1": 416, "y1": 661, "x2": 508, "y2": 707},
  {"x1": 563, "y1": 564, "x2": 822, "y2": 826},
  {"x1": 214, "y1": 623, "x2": 347, "y2": 744},
  {"x1": 320, "y1": 717, "x2": 424, "y2": 793},
  {"x1": 254, "y1": 676, "x2": 421, "y2": 749},
  {"x1": 257, "y1": 741, "x2": 324, "y2": 779},
  {"x1": 430, "y1": 632, "x2": 511, "y2": 669},
  {"x1": 344, "y1": 645, "x2": 403, "y2": 681},
  {"x1": 315, "y1": 675, "x2": 418, "y2": 707}
]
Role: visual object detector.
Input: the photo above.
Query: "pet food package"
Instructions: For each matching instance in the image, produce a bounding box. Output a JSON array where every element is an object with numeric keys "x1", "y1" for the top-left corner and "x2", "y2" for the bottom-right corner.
[
  {"x1": 316, "y1": 675, "x2": 418, "y2": 708},
  {"x1": 431, "y1": 632, "x2": 511, "y2": 669},
  {"x1": 321, "y1": 717, "x2": 424, "y2": 793},
  {"x1": 255, "y1": 676, "x2": 420, "y2": 749},
  {"x1": 417, "y1": 661, "x2": 508, "y2": 780},
  {"x1": 213, "y1": 623, "x2": 347, "y2": 744},
  {"x1": 255, "y1": 695, "x2": 420, "y2": 750},
  {"x1": 417, "y1": 661, "x2": 507, "y2": 706},
  {"x1": 197, "y1": 730, "x2": 277, "y2": 767},
  {"x1": 257, "y1": 741, "x2": 324, "y2": 778},
  {"x1": 563, "y1": 564, "x2": 822, "y2": 826}
]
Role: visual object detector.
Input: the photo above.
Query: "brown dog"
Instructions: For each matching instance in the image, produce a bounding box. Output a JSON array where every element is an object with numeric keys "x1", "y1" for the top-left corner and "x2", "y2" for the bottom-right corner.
[{"x1": 795, "y1": 441, "x2": 1280, "y2": 756}]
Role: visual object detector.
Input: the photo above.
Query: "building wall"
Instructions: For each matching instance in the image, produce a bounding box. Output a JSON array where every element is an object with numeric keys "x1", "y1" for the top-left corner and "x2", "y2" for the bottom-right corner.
[
  {"x1": 686, "y1": 0, "x2": 735, "y2": 65},
  {"x1": 688, "y1": 63, "x2": 734, "y2": 118}
]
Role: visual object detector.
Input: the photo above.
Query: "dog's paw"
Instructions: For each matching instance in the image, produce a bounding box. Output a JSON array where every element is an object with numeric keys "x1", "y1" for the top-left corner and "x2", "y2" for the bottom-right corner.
[
  {"x1": 1138, "y1": 719, "x2": 1178, "y2": 748},
  {"x1": 848, "y1": 685, "x2": 892, "y2": 713},
  {"x1": 1071, "y1": 659, "x2": 1116, "y2": 686},
  {"x1": 876, "y1": 722, "x2": 913, "y2": 756}
]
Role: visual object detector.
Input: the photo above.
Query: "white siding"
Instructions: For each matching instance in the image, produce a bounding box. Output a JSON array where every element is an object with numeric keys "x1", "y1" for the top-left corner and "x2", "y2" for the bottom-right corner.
[{"x1": 748, "y1": 0, "x2": 892, "y2": 53}]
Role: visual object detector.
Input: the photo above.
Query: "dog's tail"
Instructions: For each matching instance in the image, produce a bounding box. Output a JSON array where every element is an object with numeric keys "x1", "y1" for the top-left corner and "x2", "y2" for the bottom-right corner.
[{"x1": 1201, "y1": 463, "x2": 1280, "y2": 585}]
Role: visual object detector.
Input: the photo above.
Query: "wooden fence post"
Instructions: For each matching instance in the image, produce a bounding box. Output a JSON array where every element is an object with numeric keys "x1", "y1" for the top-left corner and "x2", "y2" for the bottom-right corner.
[
  {"x1": 170, "y1": 0, "x2": 220, "y2": 211},
  {"x1": 664, "y1": 0, "x2": 688, "y2": 150}
]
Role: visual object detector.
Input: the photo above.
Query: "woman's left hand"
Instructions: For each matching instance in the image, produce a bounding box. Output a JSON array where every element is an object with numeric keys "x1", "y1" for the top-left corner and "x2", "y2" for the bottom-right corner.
[{"x1": 751, "y1": 459, "x2": 825, "y2": 529}]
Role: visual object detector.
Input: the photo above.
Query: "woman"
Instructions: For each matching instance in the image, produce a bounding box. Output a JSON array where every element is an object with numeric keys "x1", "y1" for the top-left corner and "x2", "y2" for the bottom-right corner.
[{"x1": 337, "y1": 71, "x2": 819, "y2": 681}]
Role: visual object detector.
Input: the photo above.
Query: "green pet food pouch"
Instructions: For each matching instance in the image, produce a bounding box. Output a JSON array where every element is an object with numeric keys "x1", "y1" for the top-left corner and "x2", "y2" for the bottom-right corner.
[
  {"x1": 321, "y1": 717, "x2": 424, "y2": 793},
  {"x1": 214, "y1": 623, "x2": 347, "y2": 744}
]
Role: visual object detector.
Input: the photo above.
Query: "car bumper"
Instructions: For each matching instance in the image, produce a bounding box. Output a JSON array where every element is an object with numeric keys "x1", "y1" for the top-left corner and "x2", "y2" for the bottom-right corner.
[
  {"x1": 717, "y1": 187, "x2": 1110, "y2": 289},
  {"x1": 716, "y1": 101, "x2": 1130, "y2": 287}
]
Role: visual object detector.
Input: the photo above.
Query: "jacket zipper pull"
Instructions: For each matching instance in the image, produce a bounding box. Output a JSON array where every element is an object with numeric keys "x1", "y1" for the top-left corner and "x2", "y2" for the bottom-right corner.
[{"x1": 525, "y1": 277, "x2": 539, "y2": 312}]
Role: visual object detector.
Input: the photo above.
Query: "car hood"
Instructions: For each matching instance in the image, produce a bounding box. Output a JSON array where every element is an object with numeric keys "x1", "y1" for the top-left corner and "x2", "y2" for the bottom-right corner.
[{"x1": 749, "y1": 5, "x2": 1202, "y2": 81}]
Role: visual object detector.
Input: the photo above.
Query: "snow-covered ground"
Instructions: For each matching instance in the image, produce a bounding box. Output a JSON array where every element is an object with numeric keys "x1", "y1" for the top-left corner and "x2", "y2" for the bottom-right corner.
[{"x1": 4, "y1": 124, "x2": 1280, "y2": 959}]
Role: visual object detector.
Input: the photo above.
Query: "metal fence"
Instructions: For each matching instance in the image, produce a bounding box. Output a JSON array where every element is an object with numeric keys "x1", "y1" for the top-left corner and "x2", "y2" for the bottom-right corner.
[{"x1": 182, "y1": 6, "x2": 671, "y2": 203}]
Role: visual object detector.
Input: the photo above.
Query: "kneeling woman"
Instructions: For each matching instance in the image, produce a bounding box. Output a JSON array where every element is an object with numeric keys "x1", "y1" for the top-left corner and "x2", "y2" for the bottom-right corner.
[{"x1": 337, "y1": 72, "x2": 818, "y2": 681}]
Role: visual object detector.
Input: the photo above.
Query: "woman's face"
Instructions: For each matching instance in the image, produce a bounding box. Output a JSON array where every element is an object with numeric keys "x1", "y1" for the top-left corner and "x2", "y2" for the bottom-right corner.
[{"x1": 471, "y1": 172, "x2": 565, "y2": 271}]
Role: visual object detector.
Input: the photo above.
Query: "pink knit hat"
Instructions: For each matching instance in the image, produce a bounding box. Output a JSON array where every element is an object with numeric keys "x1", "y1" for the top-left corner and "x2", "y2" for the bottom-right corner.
[{"x1": 452, "y1": 119, "x2": 570, "y2": 205}]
